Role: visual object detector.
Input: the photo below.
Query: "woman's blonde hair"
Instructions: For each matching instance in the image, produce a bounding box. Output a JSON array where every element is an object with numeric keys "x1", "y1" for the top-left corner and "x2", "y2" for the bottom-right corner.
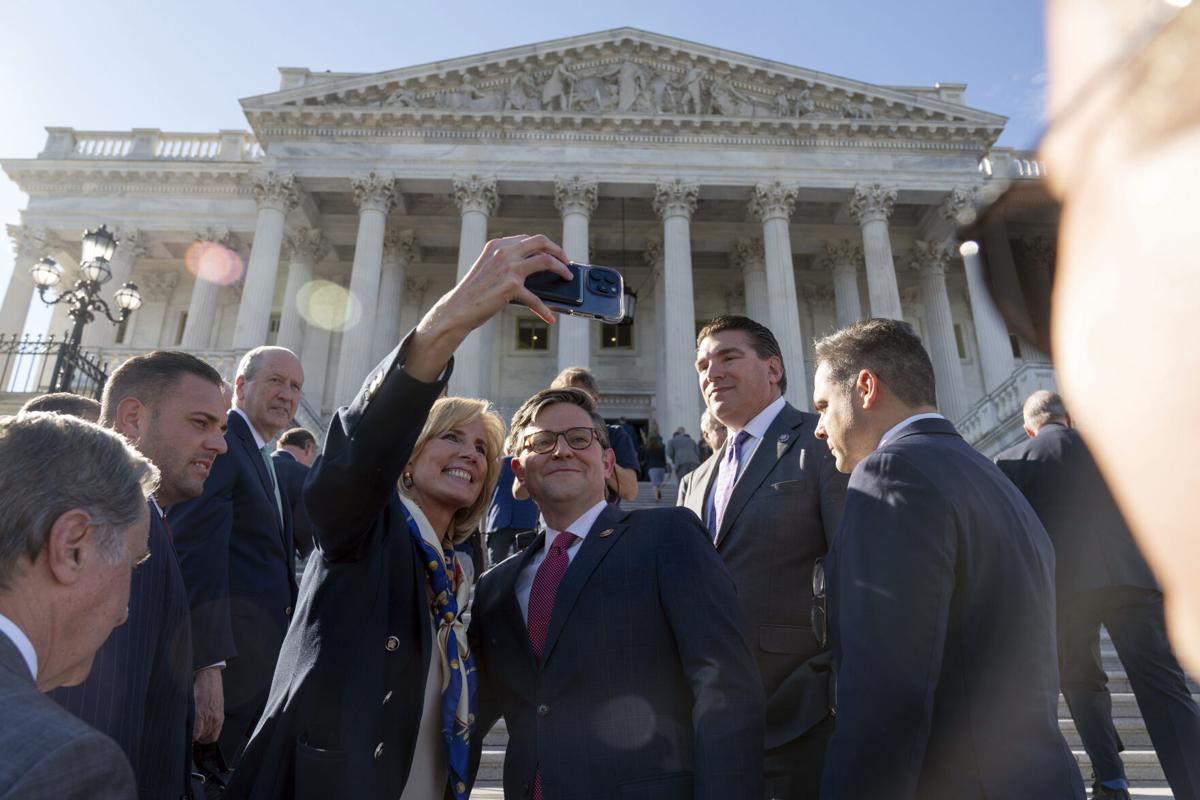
[{"x1": 401, "y1": 396, "x2": 505, "y2": 544}]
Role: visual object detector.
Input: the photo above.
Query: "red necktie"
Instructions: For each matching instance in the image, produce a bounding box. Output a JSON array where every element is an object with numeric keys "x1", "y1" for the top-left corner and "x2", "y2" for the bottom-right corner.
[{"x1": 526, "y1": 531, "x2": 577, "y2": 800}]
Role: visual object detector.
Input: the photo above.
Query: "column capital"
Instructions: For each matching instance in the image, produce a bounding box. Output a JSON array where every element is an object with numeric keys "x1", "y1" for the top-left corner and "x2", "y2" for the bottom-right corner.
[
  {"x1": 112, "y1": 227, "x2": 150, "y2": 262},
  {"x1": 653, "y1": 179, "x2": 699, "y2": 220},
  {"x1": 194, "y1": 227, "x2": 245, "y2": 257},
  {"x1": 732, "y1": 237, "x2": 765, "y2": 269},
  {"x1": 140, "y1": 270, "x2": 179, "y2": 302},
  {"x1": 7, "y1": 224, "x2": 50, "y2": 261},
  {"x1": 939, "y1": 185, "x2": 981, "y2": 226},
  {"x1": 383, "y1": 225, "x2": 421, "y2": 265},
  {"x1": 283, "y1": 226, "x2": 332, "y2": 263},
  {"x1": 800, "y1": 283, "x2": 836, "y2": 307},
  {"x1": 351, "y1": 172, "x2": 397, "y2": 214},
  {"x1": 252, "y1": 171, "x2": 301, "y2": 213},
  {"x1": 452, "y1": 175, "x2": 499, "y2": 216},
  {"x1": 821, "y1": 238, "x2": 864, "y2": 270},
  {"x1": 750, "y1": 181, "x2": 798, "y2": 223},
  {"x1": 849, "y1": 183, "x2": 898, "y2": 225},
  {"x1": 909, "y1": 239, "x2": 955, "y2": 275},
  {"x1": 554, "y1": 176, "x2": 599, "y2": 218},
  {"x1": 1018, "y1": 235, "x2": 1055, "y2": 274}
]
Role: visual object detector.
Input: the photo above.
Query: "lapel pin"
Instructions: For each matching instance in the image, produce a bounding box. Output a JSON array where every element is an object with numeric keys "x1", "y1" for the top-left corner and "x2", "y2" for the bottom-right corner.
[
  {"x1": 778, "y1": 433, "x2": 789, "y2": 444},
  {"x1": 598, "y1": 528, "x2": 614, "y2": 538}
]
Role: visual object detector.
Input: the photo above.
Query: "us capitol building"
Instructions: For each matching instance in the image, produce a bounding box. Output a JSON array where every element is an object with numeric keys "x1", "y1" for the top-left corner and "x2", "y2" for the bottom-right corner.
[{"x1": 0, "y1": 28, "x2": 1056, "y2": 455}]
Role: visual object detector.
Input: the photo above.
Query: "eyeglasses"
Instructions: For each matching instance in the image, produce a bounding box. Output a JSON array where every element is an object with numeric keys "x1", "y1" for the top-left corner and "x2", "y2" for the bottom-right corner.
[
  {"x1": 522, "y1": 427, "x2": 600, "y2": 455},
  {"x1": 955, "y1": 0, "x2": 1199, "y2": 357},
  {"x1": 811, "y1": 557, "x2": 827, "y2": 648}
]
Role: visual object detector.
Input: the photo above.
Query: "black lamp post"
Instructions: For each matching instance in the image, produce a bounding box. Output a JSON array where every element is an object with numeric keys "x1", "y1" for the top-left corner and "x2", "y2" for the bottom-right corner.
[{"x1": 31, "y1": 224, "x2": 143, "y2": 392}]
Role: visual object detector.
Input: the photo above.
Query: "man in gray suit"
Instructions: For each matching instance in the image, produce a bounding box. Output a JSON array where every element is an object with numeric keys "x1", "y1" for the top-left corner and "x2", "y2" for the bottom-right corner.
[
  {"x1": 0, "y1": 412, "x2": 159, "y2": 800},
  {"x1": 678, "y1": 315, "x2": 847, "y2": 800},
  {"x1": 666, "y1": 426, "x2": 701, "y2": 479}
]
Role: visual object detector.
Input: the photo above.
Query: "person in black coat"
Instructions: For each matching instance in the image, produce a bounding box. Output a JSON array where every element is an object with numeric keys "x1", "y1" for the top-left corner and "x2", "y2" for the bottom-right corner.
[
  {"x1": 996, "y1": 391, "x2": 1200, "y2": 800},
  {"x1": 811, "y1": 319, "x2": 1084, "y2": 800},
  {"x1": 50, "y1": 351, "x2": 229, "y2": 800},
  {"x1": 271, "y1": 427, "x2": 318, "y2": 560},
  {"x1": 224, "y1": 234, "x2": 573, "y2": 800}
]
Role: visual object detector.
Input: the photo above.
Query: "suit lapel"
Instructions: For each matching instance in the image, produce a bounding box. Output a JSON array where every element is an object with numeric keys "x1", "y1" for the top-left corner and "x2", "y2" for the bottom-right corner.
[
  {"x1": 683, "y1": 453, "x2": 720, "y2": 526},
  {"x1": 229, "y1": 411, "x2": 282, "y2": 533},
  {"x1": 540, "y1": 505, "x2": 629, "y2": 667},
  {"x1": 501, "y1": 530, "x2": 545, "y2": 677},
  {"x1": 715, "y1": 403, "x2": 808, "y2": 548}
]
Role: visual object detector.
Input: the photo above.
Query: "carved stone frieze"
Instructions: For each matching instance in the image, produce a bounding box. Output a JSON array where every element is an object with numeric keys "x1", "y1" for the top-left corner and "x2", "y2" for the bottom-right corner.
[
  {"x1": 383, "y1": 225, "x2": 420, "y2": 265},
  {"x1": 283, "y1": 227, "x2": 332, "y2": 263},
  {"x1": 452, "y1": 176, "x2": 499, "y2": 216},
  {"x1": 351, "y1": 172, "x2": 396, "y2": 214},
  {"x1": 112, "y1": 227, "x2": 150, "y2": 262},
  {"x1": 849, "y1": 183, "x2": 898, "y2": 225},
  {"x1": 252, "y1": 171, "x2": 300, "y2": 213},
  {"x1": 652, "y1": 179, "x2": 698, "y2": 220},
  {"x1": 554, "y1": 176, "x2": 599, "y2": 217},
  {"x1": 750, "y1": 181, "x2": 798, "y2": 223}
]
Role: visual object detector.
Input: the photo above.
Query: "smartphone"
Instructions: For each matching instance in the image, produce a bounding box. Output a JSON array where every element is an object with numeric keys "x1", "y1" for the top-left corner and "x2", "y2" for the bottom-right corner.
[{"x1": 522, "y1": 262, "x2": 626, "y2": 323}]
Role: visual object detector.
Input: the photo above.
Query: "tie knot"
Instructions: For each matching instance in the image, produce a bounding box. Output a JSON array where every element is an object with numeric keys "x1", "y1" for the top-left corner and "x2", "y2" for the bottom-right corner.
[
  {"x1": 735, "y1": 431, "x2": 751, "y2": 447},
  {"x1": 551, "y1": 532, "x2": 578, "y2": 552}
]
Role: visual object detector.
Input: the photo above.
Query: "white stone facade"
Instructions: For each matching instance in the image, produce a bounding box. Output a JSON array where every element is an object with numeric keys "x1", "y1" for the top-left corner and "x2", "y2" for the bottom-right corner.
[{"x1": 0, "y1": 28, "x2": 1056, "y2": 452}]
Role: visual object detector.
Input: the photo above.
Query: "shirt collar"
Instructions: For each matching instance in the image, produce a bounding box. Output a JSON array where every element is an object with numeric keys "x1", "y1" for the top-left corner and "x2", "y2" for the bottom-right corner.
[
  {"x1": 737, "y1": 395, "x2": 788, "y2": 442},
  {"x1": 542, "y1": 499, "x2": 609, "y2": 551},
  {"x1": 231, "y1": 406, "x2": 268, "y2": 450},
  {"x1": 878, "y1": 412, "x2": 946, "y2": 449},
  {"x1": 0, "y1": 613, "x2": 37, "y2": 681}
]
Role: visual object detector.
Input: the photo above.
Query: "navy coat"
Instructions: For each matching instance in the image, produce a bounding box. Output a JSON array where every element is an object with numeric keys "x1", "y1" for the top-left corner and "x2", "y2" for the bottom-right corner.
[
  {"x1": 995, "y1": 424, "x2": 1157, "y2": 595},
  {"x1": 52, "y1": 501, "x2": 192, "y2": 800},
  {"x1": 822, "y1": 418, "x2": 1084, "y2": 800},
  {"x1": 225, "y1": 337, "x2": 447, "y2": 800},
  {"x1": 170, "y1": 409, "x2": 298, "y2": 752},
  {"x1": 468, "y1": 504, "x2": 766, "y2": 800},
  {"x1": 271, "y1": 449, "x2": 315, "y2": 559}
]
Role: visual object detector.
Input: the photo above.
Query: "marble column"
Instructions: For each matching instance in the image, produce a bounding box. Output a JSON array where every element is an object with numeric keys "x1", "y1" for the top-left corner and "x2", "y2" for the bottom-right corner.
[
  {"x1": 373, "y1": 225, "x2": 419, "y2": 365},
  {"x1": 850, "y1": 183, "x2": 904, "y2": 321},
  {"x1": 733, "y1": 237, "x2": 769, "y2": 324},
  {"x1": 334, "y1": 172, "x2": 396, "y2": 408},
  {"x1": 822, "y1": 239, "x2": 864, "y2": 329},
  {"x1": 752, "y1": 180, "x2": 809, "y2": 409},
  {"x1": 911, "y1": 240, "x2": 969, "y2": 422},
  {"x1": 450, "y1": 176, "x2": 499, "y2": 399},
  {"x1": 554, "y1": 176, "x2": 598, "y2": 372},
  {"x1": 653, "y1": 179, "x2": 701, "y2": 438},
  {"x1": 233, "y1": 172, "x2": 300, "y2": 350},
  {"x1": 961, "y1": 243, "x2": 1015, "y2": 392},
  {"x1": 181, "y1": 229, "x2": 241, "y2": 350},
  {"x1": 300, "y1": 320, "x2": 332, "y2": 415},
  {"x1": 277, "y1": 227, "x2": 330, "y2": 355},
  {"x1": 644, "y1": 238, "x2": 667, "y2": 437},
  {"x1": 127, "y1": 271, "x2": 179, "y2": 348},
  {"x1": 0, "y1": 226, "x2": 49, "y2": 336},
  {"x1": 84, "y1": 229, "x2": 148, "y2": 347}
]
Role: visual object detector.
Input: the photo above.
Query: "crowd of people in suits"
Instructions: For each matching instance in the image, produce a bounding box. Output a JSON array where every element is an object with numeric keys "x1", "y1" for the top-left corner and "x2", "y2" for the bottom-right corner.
[{"x1": 1, "y1": 230, "x2": 1199, "y2": 800}]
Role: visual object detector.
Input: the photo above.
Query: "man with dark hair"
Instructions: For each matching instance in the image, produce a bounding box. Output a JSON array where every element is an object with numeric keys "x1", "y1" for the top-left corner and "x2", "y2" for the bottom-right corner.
[
  {"x1": 812, "y1": 318, "x2": 1083, "y2": 800},
  {"x1": 171, "y1": 345, "x2": 303, "y2": 764},
  {"x1": 20, "y1": 391, "x2": 101, "y2": 422},
  {"x1": 679, "y1": 313, "x2": 846, "y2": 800},
  {"x1": 51, "y1": 349, "x2": 228, "y2": 800},
  {"x1": 996, "y1": 391, "x2": 1200, "y2": 800},
  {"x1": 469, "y1": 387, "x2": 765, "y2": 798},
  {"x1": 0, "y1": 411, "x2": 158, "y2": 800},
  {"x1": 272, "y1": 428, "x2": 317, "y2": 560},
  {"x1": 549, "y1": 367, "x2": 640, "y2": 501}
]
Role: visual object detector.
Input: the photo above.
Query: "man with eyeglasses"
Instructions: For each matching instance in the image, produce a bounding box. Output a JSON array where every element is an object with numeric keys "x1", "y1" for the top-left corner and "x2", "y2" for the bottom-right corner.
[
  {"x1": 811, "y1": 319, "x2": 1084, "y2": 800},
  {"x1": 466, "y1": 386, "x2": 764, "y2": 799}
]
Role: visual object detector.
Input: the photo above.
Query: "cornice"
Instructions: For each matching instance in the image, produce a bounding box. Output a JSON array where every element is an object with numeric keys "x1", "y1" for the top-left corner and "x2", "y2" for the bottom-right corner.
[{"x1": 1, "y1": 161, "x2": 255, "y2": 196}]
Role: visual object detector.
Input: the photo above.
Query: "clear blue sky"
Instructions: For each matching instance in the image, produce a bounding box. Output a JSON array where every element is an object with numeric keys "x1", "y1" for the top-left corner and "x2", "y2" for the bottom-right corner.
[{"x1": 0, "y1": 0, "x2": 1046, "y2": 333}]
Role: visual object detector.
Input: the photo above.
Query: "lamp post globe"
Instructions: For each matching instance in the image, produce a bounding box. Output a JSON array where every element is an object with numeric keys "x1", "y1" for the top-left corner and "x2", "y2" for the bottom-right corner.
[{"x1": 29, "y1": 256, "x2": 63, "y2": 289}]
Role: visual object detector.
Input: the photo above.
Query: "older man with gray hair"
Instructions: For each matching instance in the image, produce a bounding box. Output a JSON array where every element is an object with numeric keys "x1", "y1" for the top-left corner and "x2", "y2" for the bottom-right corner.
[
  {"x1": 0, "y1": 412, "x2": 159, "y2": 799},
  {"x1": 171, "y1": 345, "x2": 304, "y2": 764}
]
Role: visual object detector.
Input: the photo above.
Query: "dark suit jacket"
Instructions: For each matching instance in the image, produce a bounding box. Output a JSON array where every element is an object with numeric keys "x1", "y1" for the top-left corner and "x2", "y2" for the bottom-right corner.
[
  {"x1": 52, "y1": 502, "x2": 192, "y2": 799},
  {"x1": 0, "y1": 633, "x2": 136, "y2": 800},
  {"x1": 225, "y1": 336, "x2": 448, "y2": 800},
  {"x1": 170, "y1": 409, "x2": 298, "y2": 730},
  {"x1": 678, "y1": 401, "x2": 846, "y2": 750},
  {"x1": 468, "y1": 504, "x2": 765, "y2": 800},
  {"x1": 271, "y1": 450, "x2": 315, "y2": 559},
  {"x1": 995, "y1": 424, "x2": 1157, "y2": 596},
  {"x1": 822, "y1": 418, "x2": 1084, "y2": 800}
]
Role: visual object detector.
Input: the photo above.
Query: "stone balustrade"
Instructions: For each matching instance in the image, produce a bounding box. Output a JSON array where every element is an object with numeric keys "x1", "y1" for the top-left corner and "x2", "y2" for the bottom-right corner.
[
  {"x1": 957, "y1": 361, "x2": 1058, "y2": 456},
  {"x1": 40, "y1": 127, "x2": 263, "y2": 163}
]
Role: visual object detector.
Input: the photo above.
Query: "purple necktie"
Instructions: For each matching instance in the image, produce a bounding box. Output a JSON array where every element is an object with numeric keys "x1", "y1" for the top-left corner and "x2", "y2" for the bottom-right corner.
[
  {"x1": 709, "y1": 431, "x2": 750, "y2": 541},
  {"x1": 527, "y1": 531, "x2": 578, "y2": 800}
]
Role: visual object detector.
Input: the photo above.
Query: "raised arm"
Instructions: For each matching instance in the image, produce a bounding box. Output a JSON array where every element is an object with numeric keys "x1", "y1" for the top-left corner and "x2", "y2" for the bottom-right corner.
[{"x1": 305, "y1": 235, "x2": 571, "y2": 562}]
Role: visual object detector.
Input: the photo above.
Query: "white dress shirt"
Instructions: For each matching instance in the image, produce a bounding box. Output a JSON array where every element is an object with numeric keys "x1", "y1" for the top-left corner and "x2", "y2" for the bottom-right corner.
[
  {"x1": 515, "y1": 499, "x2": 608, "y2": 624},
  {"x1": 705, "y1": 394, "x2": 788, "y2": 526},
  {"x1": 0, "y1": 612, "x2": 38, "y2": 680},
  {"x1": 877, "y1": 412, "x2": 946, "y2": 449}
]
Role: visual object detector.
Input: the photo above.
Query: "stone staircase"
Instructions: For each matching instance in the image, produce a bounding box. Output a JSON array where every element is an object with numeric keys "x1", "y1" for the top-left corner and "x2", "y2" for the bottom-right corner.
[{"x1": 472, "y1": 480, "x2": 1193, "y2": 798}]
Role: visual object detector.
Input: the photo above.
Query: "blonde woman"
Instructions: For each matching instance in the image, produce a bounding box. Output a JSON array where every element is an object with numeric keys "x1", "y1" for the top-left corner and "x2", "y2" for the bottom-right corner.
[{"x1": 226, "y1": 233, "x2": 571, "y2": 800}]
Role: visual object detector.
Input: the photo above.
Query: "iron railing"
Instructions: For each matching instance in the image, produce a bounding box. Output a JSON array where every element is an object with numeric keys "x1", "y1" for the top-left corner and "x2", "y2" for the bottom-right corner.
[{"x1": 0, "y1": 333, "x2": 109, "y2": 400}]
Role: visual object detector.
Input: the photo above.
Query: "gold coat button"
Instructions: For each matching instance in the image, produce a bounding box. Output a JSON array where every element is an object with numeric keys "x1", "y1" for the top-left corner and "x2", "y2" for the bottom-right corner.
[
  {"x1": 456, "y1": 782, "x2": 466, "y2": 794},
  {"x1": 427, "y1": 560, "x2": 439, "y2": 572},
  {"x1": 385, "y1": 636, "x2": 399, "y2": 651},
  {"x1": 450, "y1": 659, "x2": 460, "y2": 670},
  {"x1": 374, "y1": 742, "x2": 384, "y2": 759},
  {"x1": 443, "y1": 611, "x2": 455, "y2": 623}
]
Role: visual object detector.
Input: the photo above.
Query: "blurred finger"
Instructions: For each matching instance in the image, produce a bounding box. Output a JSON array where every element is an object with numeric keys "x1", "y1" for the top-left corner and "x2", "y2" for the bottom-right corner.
[
  {"x1": 513, "y1": 287, "x2": 558, "y2": 324},
  {"x1": 517, "y1": 251, "x2": 573, "y2": 281},
  {"x1": 511, "y1": 234, "x2": 569, "y2": 266}
]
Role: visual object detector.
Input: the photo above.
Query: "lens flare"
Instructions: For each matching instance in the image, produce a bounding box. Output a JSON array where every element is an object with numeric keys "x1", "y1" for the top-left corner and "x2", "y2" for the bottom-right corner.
[
  {"x1": 184, "y1": 241, "x2": 244, "y2": 286},
  {"x1": 296, "y1": 280, "x2": 362, "y2": 332}
]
